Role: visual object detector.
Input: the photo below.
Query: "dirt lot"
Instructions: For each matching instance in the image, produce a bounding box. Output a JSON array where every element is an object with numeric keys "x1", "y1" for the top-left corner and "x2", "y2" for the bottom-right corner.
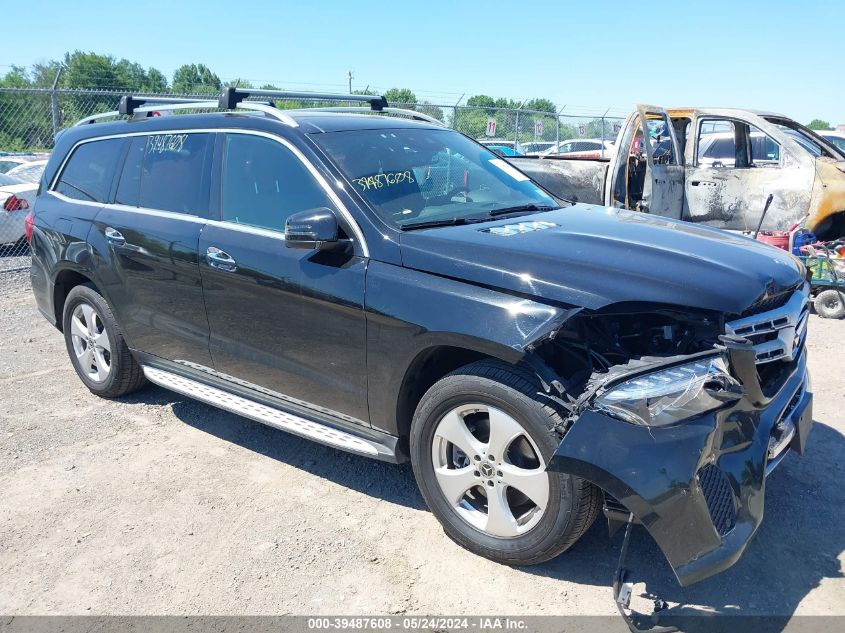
[{"x1": 1, "y1": 268, "x2": 843, "y2": 622}]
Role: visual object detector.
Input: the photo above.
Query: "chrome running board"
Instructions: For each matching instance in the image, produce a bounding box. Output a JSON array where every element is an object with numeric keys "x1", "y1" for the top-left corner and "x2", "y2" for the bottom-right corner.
[{"x1": 142, "y1": 366, "x2": 380, "y2": 457}]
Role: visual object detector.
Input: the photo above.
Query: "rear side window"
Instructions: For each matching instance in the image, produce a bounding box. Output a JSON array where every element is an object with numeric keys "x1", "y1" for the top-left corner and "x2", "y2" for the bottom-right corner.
[
  {"x1": 220, "y1": 134, "x2": 333, "y2": 232},
  {"x1": 54, "y1": 139, "x2": 124, "y2": 202},
  {"x1": 138, "y1": 133, "x2": 213, "y2": 215}
]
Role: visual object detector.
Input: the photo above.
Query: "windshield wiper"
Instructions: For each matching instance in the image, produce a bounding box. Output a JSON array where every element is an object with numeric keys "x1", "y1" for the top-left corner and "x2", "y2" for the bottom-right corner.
[
  {"x1": 488, "y1": 204, "x2": 559, "y2": 217},
  {"x1": 400, "y1": 217, "x2": 489, "y2": 231}
]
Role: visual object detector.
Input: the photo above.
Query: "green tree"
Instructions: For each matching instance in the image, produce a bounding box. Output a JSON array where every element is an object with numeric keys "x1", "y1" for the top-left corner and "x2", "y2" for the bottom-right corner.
[
  {"x1": 523, "y1": 98, "x2": 556, "y2": 114},
  {"x1": 172, "y1": 64, "x2": 221, "y2": 94},
  {"x1": 807, "y1": 119, "x2": 831, "y2": 130},
  {"x1": 384, "y1": 88, "x2": 417, "y2": 105},
  {"x1": 62, "y1": 51, "x2": 119, "y2": 89},
  {"x1": 145, "y1": 68, "x2": 168, "y2": 93}
]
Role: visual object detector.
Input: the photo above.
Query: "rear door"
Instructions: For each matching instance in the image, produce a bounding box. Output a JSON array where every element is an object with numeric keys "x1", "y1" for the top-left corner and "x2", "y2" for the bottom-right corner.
[
  {"x1": 684, "y1": 114, "x2": 813, "y2": 230},
  {"x1": 92, "y1": 131, "x2": 215, "y2": 367},
  {"x1": 605, "y1": 104, "x2": 685, "y2": 219},
  {"x1": 198, "y1": 131, "x2": 369, "y2": 424}
]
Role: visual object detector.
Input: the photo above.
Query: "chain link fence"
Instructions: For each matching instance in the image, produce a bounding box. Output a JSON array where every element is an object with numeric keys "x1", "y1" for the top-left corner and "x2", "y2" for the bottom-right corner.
[{"x1": 0, "y1": 86, "x2": 625, "y2": 272}]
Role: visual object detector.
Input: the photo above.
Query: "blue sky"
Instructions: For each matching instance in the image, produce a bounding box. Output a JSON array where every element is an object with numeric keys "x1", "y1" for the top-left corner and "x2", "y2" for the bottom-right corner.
[{"x1": 4, "y1": 0, "x2": 842, "y2": 124}]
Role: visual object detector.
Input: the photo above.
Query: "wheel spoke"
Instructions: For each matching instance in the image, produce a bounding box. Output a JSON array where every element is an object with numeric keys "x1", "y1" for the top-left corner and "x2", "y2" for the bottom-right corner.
[
  {"x1": 486, "y1": 407, "x2": 525, "y2": 460},
  {"x1": 80, "y1": 304, "x2": 96, "y2": 332},
  {"x1": 78, "y1": 347, "x2": 94, "y2": 372},
  {"x1": 70, "y1": 315, "x2": 88, "y2": 339},
  {"x1": 435, "y1": 409, "x2": 484, "y2": 458},
  {"x1": 94, "y1": 329, "x2": 111, "y2": 353},
  {"x1": 485, "y1": 486, "x2": 519, "y2": 537},
  {"x1": 93, "y1": 348, "x2": 110, "y2": 381},
  {"x1": 433, "y1": 465, "x2": 477, "y2": 506},
  {"x1": 500, "y1": 464, "x2": 549, "y2": 510}
]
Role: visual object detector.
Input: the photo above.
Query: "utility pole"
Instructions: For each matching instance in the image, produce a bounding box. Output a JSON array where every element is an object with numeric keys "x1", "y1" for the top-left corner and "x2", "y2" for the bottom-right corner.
[{"x1": 348, "y1": 71, "x2": 353, "y2": 94}]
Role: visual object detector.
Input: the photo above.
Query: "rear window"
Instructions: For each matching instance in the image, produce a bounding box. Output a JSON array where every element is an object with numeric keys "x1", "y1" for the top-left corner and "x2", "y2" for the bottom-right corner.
[
  {"x1": 114, "y1": 132, "x2": 213, "y2": 215},
  {"x1": 54, "y1": 139, "x2": 124, "y2": 203}
]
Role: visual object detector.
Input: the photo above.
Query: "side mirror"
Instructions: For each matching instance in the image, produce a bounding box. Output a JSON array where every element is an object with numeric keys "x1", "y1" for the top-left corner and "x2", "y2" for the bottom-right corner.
[{"x1": 284, "y1": 208, "x2": 346, "y2": 250}]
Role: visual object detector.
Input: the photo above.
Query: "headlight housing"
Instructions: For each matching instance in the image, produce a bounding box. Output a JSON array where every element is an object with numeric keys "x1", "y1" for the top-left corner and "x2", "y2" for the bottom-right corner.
[{"x1": 594, "y1": 356, "x2": 737, "y2": 427}]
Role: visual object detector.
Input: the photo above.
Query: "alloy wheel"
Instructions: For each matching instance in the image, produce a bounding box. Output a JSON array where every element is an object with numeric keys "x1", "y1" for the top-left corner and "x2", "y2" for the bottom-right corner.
[
  {"x1": 431, "y1": 403, "x2": 550, "y2": 538},
  {"x1": 70, "y1": 302, "x2": 112, "y2": 383}
]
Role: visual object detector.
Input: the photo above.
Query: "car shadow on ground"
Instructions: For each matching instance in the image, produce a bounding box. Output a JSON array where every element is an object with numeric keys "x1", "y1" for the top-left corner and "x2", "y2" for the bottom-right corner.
[
  {"x1": 128, "y1": 386, "x2": 844, "y2": 630},
  {"x1": 131, "y1": 386, "x2": 426, "y2": 511}
]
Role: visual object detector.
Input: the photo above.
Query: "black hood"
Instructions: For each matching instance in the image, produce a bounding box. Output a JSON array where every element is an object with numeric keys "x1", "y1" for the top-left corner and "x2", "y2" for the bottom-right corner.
[{"x1": 398, "y1": 205, "x2": 805, "y2": 314}]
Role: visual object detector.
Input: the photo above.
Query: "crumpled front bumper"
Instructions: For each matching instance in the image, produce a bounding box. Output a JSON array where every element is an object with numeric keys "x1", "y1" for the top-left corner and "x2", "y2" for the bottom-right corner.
[{"x1": 548, "y1": 342, "x2": 813, "y2": 587}]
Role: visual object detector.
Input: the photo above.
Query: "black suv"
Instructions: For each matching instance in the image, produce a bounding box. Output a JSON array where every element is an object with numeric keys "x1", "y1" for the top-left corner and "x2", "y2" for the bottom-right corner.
[{"x1": 29, "y1": 89, "x2": 812, "y2": 593}]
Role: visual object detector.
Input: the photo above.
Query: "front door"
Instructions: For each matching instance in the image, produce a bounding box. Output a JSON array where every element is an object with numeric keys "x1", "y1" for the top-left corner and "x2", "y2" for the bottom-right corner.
[
  {"x1": 93, "y1": 131, "x2": 215, "y2": 367},
  {"x1": 199, "y1": 132, "x2": 369, "y2": 424},
  {"x1": 605, "y1": 104, "x2": 685, "y2": 219}
]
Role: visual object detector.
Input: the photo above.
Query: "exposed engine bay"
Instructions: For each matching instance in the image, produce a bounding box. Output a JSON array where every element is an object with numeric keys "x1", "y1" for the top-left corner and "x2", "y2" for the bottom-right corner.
[{"x1": 531, "y1": 306, "x2": 723, "y2": 407}]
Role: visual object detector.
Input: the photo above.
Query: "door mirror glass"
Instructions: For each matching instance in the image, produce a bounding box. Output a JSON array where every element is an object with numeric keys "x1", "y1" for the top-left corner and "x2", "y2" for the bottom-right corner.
[{"x1": 284, "y1": 208, "x2": 342, "y2": 250}]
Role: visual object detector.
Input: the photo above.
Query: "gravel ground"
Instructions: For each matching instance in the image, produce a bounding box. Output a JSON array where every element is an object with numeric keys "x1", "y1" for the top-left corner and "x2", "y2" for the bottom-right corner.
[{"x1": 0, "y1": 268, "x2": 843, "y2": 623}]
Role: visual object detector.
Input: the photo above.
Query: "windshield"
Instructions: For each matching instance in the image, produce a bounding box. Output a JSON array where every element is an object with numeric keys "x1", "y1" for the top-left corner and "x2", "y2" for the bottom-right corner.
[
  {"x1": 764, "y1": 118, "x2": 845, "y2": 160},
  {"x1": 313, "y1": 128, "x2": 558, "y2": 229}
]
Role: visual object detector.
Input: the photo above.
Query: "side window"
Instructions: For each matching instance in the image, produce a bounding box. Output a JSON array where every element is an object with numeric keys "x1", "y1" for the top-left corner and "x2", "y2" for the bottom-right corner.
[
  {"x1": 750, "y1": 127, "x2": 780, "y2": 166},
  {"x1": 221, "y1": 134, "x2": 334, "y2": 232},
  {"x1": 697, "y1": 120, "x2": 737, "y2": 167},
  {"x1": 139, "y1": 133, "x2": 212, "y2": 215},
  {"x1": 54, "y1": 138, "x2": 124, "y2": 202},
  {"x1": 115, "y1": 136, "x2": 146, "y2": 206}
]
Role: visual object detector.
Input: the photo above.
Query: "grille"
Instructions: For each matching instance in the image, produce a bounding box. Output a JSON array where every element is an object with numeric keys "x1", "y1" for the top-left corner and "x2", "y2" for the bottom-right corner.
[
  {"x1": 726, "y1": 285, "x2": 810, "y2": 366},
  {"x1": 698, "y1": 465, "x2": 736, "y2": 537}
]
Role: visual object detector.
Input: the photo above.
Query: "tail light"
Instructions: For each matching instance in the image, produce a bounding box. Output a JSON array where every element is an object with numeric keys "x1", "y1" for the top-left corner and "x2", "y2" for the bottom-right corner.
[
  {"x1": 3, "y1": 194, "x2": 29, "y2": 211},
  {"x1": 24, "y1": 211, "x2": 34, "y2": 243}
]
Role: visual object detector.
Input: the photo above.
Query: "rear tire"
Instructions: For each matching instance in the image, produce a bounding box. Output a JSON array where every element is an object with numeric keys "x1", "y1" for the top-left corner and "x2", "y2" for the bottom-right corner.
[
  {"x1": 814, "y1": 289, "x2": 845, "y2": 319},
  {"x1": 410, "y1": 359, "x2": 600, "y2": 566},
  {"x1": 62, "y1": 284, "x2": 147, "y2": 398}
]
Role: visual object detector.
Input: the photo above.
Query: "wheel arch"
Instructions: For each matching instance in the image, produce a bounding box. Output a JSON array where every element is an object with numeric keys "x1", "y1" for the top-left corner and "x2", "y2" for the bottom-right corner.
[
  {"x1": 394, "y1": 344, "x2": 501, "y2": 456},
  {"x1": 52, "y1": 267, "x2": 98, "y2": 332}
]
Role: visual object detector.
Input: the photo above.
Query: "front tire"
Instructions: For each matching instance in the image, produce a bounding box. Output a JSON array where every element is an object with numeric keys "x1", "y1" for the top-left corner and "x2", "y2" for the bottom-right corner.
[
  {"x1": 410, "y1": 360, "x2": 600, "y2": 566},
  {"x1": 62, "y1": 284, "x2": 147, "y2": 398}
]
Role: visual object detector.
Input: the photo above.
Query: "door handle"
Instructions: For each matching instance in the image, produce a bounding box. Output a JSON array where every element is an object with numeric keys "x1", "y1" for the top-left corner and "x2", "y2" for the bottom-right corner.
[
  {"x1": 206, "y1": 246, "x2": 237, "y2": 272},
  {"x1": 104, "y1": 227, "x2": 126, "y2": 246},
  {"x1": 691, "y1": 180, "x2": 717, "y2": 187}
]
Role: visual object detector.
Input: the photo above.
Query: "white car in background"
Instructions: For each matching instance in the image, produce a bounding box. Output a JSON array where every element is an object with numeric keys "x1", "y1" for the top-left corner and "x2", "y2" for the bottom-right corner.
[
  {"x1": 817, "y1": 130, "x2": 845, "y2": 153},
  {"x1": 0, "y1": 173, "x2": 36, "y2": 246},
  {"x1": 541, "y1": 138, "x2": 615, "y2": 158},
  {"x1": 5, "y1": 159, "x2": 48, "y2": 184}
]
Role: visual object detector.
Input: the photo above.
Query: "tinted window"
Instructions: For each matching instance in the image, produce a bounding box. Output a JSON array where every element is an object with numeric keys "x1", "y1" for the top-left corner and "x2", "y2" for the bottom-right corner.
[
  {"x1": 55, "y1": 139, "x2": 124, "y2": 202},
  {"x1": 138, "y1": 133, "x2": 212, "y2": 215},
  {"x1": 115, "y1": 136, "x2": 146, "y2": 206},
  {"x1": 221, "y1": 134, "x2": 333, "y2": 232}
]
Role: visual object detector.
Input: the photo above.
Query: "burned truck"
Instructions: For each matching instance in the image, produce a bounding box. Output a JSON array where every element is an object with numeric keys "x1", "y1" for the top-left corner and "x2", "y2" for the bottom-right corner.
[{"x1": 512, "y1": 105, "x2": 845, "y2": 239}]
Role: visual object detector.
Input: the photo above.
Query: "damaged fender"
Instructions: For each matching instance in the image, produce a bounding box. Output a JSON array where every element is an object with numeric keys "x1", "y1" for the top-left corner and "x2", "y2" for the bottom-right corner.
[{"x1": 548, "y1": 339, "x2": 813, "y2": 586}]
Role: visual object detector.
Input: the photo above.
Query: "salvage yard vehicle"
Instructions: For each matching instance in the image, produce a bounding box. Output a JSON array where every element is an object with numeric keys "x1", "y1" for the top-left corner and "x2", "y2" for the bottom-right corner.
[
  {"x1": 512, "y1": 105, "x2": 845, "y2": 239},
  {"x1": 29, "y1": 89, "x2": 813, "y2": 605},
  {"x1": 0, "y1": 173, "x2": 36, "y2": 246}
]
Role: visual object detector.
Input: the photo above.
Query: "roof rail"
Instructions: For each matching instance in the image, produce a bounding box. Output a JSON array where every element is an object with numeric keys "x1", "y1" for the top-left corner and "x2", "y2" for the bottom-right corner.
[
  {"x1": 219, "y1": 87, "x2": 389, "y2": 111},
  {"x1": 71, "y1": 89, "x2": 445, "y2": 129},
  {"x1": 305, "y1": 106, "x2": 445, "y2": 126}
]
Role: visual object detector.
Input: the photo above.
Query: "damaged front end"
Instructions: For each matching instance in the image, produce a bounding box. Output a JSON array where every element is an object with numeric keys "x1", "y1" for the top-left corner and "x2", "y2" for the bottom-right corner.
[{"x1": 530, "y1": 285, "x2": 813, "y2": 588}]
